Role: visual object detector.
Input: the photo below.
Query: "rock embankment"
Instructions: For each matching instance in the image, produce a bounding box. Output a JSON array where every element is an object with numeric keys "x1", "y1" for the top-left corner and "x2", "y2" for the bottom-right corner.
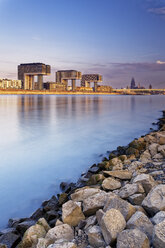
[{"x1": 1, "y1": 111, "x2": 165, "y2": 248}]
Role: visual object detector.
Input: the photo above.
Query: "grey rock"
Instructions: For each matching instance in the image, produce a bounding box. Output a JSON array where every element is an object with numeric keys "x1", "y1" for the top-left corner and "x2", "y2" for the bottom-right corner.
[
  {"x1": 0, "y1": 233, "x2": 20, "y2": 248},
  {"x1": 71, "y1": 187, "x2": 102, "y2": 202},
  {"x1": 128, "y1": 193, "x2": 145, "y2": 205},
  {"x1": 126, "y1": 211, "x2": 153, "y2": 241},
  {"x1": 62, "y1": 200, "x2": 85, "y2": 227},
  {"x1": 103, "y1": 196, "x2": 136, "y2": 221},
  {"x1": 151, "y1": 211, "x2": 165, "y2": 225},
  {"x1": 116, "y1": 229, "x2": 150, "y2": 248},
  {"x1": 142, "y1": 184, "x2": 165, "y2": 216},
  {"x1": 103, "y1": 170, "x2": 132, "y2": 180},
  {"x1": 100, "y1": 209, "x2": 126, "y2": 245},
  {"x1": 83, "y1": 191, "x2": 108, "y2": 216},
  {"x1": 132, "y1": 173, "x2": 157, "y2": 193},
  {"x1": 87, "y1": 225, "x2": 105, "y2": 248},
  {"x1": 46, "y1": 224, "x2": 74, "y2": 243},
  {"x1": 153, "y1": 219, "x2": 165, "y2": 248},
  {"x1": 118, "y1": 183, "x2": 144, "y2": 199},
  {"x1": 102, "y1": 177, "x2": 121, "y2": 191}
]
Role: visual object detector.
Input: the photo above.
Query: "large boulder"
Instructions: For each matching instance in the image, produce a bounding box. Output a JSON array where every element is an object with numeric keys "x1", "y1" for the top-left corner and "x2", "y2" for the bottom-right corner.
[
  {"x1": 116, "y1": 229, "x2": 150, "y2": 248},
  {"x1": 71, "y1": 187, "x2": 102, "y2": 202},
  {"x1": 118, "y1": 183, "x2": 144, "y2": 199},
  {"x1": 0, "y1": 233, "x2": 20, "y2": 248},
  {"x1": 140, "y1": 150, "x2": 151, "y2": 163},
  {"x1": 62, "y1": 200, "x2": 85, "y2": 226},
  {"x1": 103, "y1": 170, "x2": 132, "y2": 180},
  {"x1": 148, "y1": 143, "x2": 159, "y2": 157},
  {"x1": 20, "y1": 223, "x2": 47, "y2": 248},
  {"x1": 128, "y1": 193, "x2": 145, "y2": 205},
  {"x1": 132, "y1": 174, "x2": 157, "y2": 193},
  {"x1": 102, "y1": 177, "x2": 121, "y2": 191},
  {"x1": 100, "y1": 209, "x2": 126, "y2": 245},
  {"x1": 151, "y1": 211, "x2": 165, "y2": 225},
  {"x1": 142, "y1": 184, "x2": 165, "y2": 216},
  {"x1": 83, "y1": 191, "x2": 108, "y2": 216},
  {"x1": 16, "y1": 220, "x2": 36, "y2": 236},
  {"x1": 109, "y1": 158, "x2": 123, "y2": 170},
  {"x1": 103, "y1": 196, "x2": 136, "y2": 221},
  {"x1": 156, "y1": 133, "x2": 165, "y2": 145},
  {"x1": 87, "y1": 225, "x2": 105, "y2": 247},
  {"x1": 153, "y1": 219, "x2": 165, "y2": 248},
  {"x1": 126, "y1": 211, "x2": 153, "y2": 241},
  {"x1": 45, "y1": 224, "x2": 74, "y2": 244}
]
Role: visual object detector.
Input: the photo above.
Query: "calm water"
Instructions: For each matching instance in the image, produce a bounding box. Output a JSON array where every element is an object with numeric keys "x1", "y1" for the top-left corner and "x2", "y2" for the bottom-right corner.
[{"x1": 0, "y1": 95, "x2": 164, "y2": 228}]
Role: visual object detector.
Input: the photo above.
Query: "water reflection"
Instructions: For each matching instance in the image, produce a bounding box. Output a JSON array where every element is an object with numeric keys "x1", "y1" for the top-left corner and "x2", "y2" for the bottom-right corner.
[{"x1": 0, "y1": 95, "x2": 164, "y2": 229}]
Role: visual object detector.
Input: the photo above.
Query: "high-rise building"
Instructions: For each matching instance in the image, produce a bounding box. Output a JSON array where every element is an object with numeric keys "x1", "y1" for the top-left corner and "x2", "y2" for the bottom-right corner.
[{"x1": 130, "y1": 78, "x2": 136, "y2": 89}]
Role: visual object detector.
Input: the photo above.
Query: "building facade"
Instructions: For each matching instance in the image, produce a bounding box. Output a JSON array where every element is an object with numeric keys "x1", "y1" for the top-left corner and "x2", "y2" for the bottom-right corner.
[
  {"x1": 0, "y1": 79, "x2": 22, "y2": 89},
  {"x1": 18, "y1": 63, "x2": 51, "y2": 90}
]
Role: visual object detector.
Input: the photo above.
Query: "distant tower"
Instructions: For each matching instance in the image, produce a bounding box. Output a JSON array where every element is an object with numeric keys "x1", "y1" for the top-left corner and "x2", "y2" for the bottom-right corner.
[
  {"x1": 149, "y1": 84, "x2": 152, "y2": 89},
  {"x1": 130, "y1": 78, "x2": 136, "y2": 89}
]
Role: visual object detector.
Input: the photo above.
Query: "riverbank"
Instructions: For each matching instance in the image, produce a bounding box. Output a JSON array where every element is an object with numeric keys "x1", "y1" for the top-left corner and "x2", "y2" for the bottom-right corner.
[
  {"x1": 0, "y1": 112, "x2": 165, "y2": 248},
  {"x1": 0, "y1": 90, "x2": 117, "y2": 95}
]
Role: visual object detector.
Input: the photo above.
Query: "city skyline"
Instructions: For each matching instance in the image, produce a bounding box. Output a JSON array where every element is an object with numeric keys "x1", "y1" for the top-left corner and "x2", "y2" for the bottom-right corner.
[{"x1": 0, "y1": 0, "x2": 165, "y2": 88}]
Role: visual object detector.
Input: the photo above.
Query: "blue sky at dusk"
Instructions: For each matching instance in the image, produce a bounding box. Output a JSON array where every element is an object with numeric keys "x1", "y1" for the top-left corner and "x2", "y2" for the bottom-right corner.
[{"x1": 0, "y1": 0, "x2": 165, "y2": 88}]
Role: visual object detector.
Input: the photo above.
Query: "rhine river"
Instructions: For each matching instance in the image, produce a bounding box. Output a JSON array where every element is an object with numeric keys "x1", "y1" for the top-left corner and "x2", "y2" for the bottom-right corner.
[{"x1": 0, "y1": 95, "x2": 164, "y2": 228}]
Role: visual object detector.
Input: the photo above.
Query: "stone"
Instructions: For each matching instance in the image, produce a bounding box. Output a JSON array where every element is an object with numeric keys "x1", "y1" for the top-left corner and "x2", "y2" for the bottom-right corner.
[
  {"x1": 103, "y1": 170, "x2": 132, "y2": 180},
  {"x1": 148, "y1": 143, "x2": 159, "y2": 157},
  {"x1": 109, "y1": 157, "x2": 123, "y2": 170},
  {"x1": 0, "y1": 228, "x2": 17, "y2": 235},
  {"x1": 31, "y1": 208, "x2": 44, "y2": 221},
  {"x1": 118, "y1": 183, "x2": 144, "y2": 199},
  {"x1": 84, "y1": 215, "x2": 97, "y2": 230},
  {"x1": 102, "y1": 177, "x2": 121, "y2": 191},
  {"x1": 156, "y1": 133, "x2": 165, "y2": 145},
  {"x1": 42, "y1": 195, "x2": 59, "y2": 212},
  {"x1": 144, "y1": 134, "x2": 156, "y2": 144},
  {"x1": 36, "y1": 238, "x2": 49, "y2": 248},
  {"x1": 116, "y1": 229, "x2": 150, "y2": 248},
  {"x1": 126, "y1": 147, "x2": 139, "y2": 157},
  {"x1": 126, "y1": 211, "x2": 153, "y2": 241},
  {"x1": 142, "y1": 184, "x2": 165, "y2": 216},
  {"x1": 103, "y1": 196, "x2": 136, "y2": 221},
  {"x1": 55, "y1": 220, "x2": 63, "y2": 226},
  {"x1": 128, "y1": 193, "x2": 145, "y2": 205},
  {"x1": 58, "y1": 193, "x2": 68, "y2": 206},
  {"x1": 83, "y1": 191, "x2": 108, "y2": 216},
  {"x1": 140, "y1": 150, "x2": 151, "y2": 163},
  {"x1": 45, "y1": 224, "x2": 74, "y2": 244},
  {"x1": 45, "y1": 210, "x2": 58, "y2": 222},
  {"x1": 47, "y1": 241, "x2": 77, "y2": 248},
  {"x1": 20, "y1": 223, "x2": 46, "y2": 247},
  {"x1": 132, "y1": 173, "x2": 157, "y2": 193},
  {"x1": 0, "y1": 233, "x2": 20, "y2": 248},
  {"x1": 87, "y1": 225, "x2": 105, "y2": 247},
  {"x1": 37, "y1": 218, "x2": 50, "y2": 232},
  {"x1": 62, "y1": 200, "x2": 85, "y2": 227},
  {"x1": 71, "y1": 187, "x2": 102, "y2": 202},
  {"x1": 100, "y1": 209, "x2": 126, "y2": 245},
  {"x1": 0, "y1": 245, "x2": 7, "y2": 248},
  {"x1": 96, "y1": 209, "x2": 105, "y2": 226},
  {"x1": 153, "y1": 219, "x2": 165, "y2": 248},
  {"x1": 152, "y1": 211, "x2": 165, "y2": 225},
  {"x1": 153, "y1": 153, "x2": 164, "y2": 160},
  {"x1": 158, "y1": 145, "x2": 165, "y2": 157}
]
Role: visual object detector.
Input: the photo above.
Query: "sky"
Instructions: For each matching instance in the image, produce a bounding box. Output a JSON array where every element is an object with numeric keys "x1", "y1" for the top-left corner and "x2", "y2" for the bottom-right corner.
[{"x1": 0, "y1": 0, "x2": 165, "y2": 88}]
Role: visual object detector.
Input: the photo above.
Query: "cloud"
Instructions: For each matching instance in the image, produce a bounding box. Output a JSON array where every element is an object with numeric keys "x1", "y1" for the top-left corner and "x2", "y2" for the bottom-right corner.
[
  {"x1": 148, "y1": 6, "x2": 165, "y2": 15},
  {"x1": 156, "y1": 60, "x2": 165, "y2": 64}
]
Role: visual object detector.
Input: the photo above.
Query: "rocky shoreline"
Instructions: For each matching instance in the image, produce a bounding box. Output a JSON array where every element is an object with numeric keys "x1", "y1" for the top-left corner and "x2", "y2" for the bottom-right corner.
[{"x1": 0, "y1": 111, "x2": 165, "y2": 248}]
